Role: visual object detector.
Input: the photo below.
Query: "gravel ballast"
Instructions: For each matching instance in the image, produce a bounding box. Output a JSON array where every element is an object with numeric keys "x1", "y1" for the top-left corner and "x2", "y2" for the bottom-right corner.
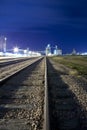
[{"x1": 0, "y1": 58, "x2": 45, "y2": 130}]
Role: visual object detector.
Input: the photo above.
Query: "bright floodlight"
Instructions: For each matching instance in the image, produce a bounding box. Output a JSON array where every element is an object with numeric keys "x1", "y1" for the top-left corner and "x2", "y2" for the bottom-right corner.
[
  {"x1": 24, "y1": 50, "x2": 27, "y2": 54},
  {"x1": 47, "y1": 44, "x2": 50, "y2": 47},
  {"x1": 4, "y1": 37, "x2": 7, "y2": 41},
  {"x1": 13, "y1": 47, "x2": 19, "y2": 53}
]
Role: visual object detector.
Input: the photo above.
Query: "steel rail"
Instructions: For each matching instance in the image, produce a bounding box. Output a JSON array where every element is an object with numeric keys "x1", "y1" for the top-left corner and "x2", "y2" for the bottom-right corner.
[
  {"x1": 0, "y1": 56, "x2": 49, "y2": 130},
  {"x1": 43, "y1": 56, "x2": 49, "y2": 130},
  {"x1": 0, "y1": 57, "x2": 37, "y2": 67},
  {"x1": 0, "y1": 57, "x2": 43, "y2": 85}
]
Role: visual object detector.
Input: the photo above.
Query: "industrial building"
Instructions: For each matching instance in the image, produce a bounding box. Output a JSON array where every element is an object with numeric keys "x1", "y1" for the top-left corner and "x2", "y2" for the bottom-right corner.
[{"x1": 46, "y1": 44, "x2": 62, "y2": 56}]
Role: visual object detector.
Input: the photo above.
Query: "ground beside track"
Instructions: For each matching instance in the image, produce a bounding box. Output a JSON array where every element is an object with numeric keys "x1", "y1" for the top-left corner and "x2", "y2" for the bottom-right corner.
[{"x1": 47, "y1": 57, "x2": 87, "y2": 130}]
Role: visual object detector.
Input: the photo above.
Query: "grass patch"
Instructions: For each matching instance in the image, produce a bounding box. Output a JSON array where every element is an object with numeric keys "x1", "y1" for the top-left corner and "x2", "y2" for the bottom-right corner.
[{"x1": 49, "y1": 56, "x2": 87, "y2": 75}]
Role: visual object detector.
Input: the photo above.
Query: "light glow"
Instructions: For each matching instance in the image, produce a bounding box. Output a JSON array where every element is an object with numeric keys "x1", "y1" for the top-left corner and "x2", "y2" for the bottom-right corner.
[{"x1": 13, "y1": 47, "x2": 19, "y2": 53}]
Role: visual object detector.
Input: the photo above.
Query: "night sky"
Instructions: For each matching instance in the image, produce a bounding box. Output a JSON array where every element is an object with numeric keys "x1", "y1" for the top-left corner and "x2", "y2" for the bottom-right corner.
[{"x1": 0, "y1": 0, "x2": 87, "y2": 54}]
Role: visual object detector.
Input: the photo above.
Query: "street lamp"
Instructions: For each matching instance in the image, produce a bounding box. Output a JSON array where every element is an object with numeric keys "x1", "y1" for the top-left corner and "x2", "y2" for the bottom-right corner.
[{"x1": 4, "y1": 37, "x2": 7, "y2": 53}]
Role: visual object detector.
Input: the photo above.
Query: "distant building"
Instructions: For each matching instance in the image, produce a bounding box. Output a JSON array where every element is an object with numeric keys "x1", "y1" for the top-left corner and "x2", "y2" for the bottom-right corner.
[
  {"x1": 72, "y1": 49, "x2": 77, "y2": 55},
  {"x1": 53, "y1": 45, "x2": 58, "y2": 55},
  {"x1": 46, "y1": 44, "x2": 62, "y2": 56},
  {"x1": 58, "y1": 49, "x2": 62, "y2": 55},
  {"x1": 46, "y1": 44, "x2": 52, "y2": 56},
  {"x1": 53, "y1": 45, "x2": 62, "y2": 55}
]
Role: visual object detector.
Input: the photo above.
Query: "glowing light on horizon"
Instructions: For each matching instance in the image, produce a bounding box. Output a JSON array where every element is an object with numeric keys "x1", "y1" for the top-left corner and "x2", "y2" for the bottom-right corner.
[{"x1": 13, "y1": 47, "x2": 19, "y2": 53}]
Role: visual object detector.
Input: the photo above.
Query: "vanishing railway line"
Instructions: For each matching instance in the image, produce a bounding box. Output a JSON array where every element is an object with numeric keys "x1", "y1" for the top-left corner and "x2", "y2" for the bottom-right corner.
[
  {"x1": 0, "y1": 57, "x2": 38, "y2": 67},
  {"x1": 0, "y1": 57, "x2": 42, "y2": 81},
  {"x1": 0, "y1": 57, "x2": 46, "y2": 130},
  {"x1": 47, "y1": 59, "x2": 79, "y2": 130},
  {"x1": 0, "y1": 56, "x2": 87, "y2": 130}
]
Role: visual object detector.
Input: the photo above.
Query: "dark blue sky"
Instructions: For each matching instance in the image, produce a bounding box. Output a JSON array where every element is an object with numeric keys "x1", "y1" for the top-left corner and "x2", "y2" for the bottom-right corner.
[{"x1": 0, "y1": 0, "x2": 87, "y2": 53}]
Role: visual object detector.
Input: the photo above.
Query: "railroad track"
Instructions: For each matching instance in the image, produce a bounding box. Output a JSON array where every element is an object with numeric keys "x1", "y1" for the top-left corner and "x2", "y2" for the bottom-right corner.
[
  {"x1": 0, "y1": 57, "x2": 48, "y2": 130},
  {"x1": 0, "y1": 56, "x2": 87, "y2": 130},
  {"x1": 0, "y1": 57, "x2": 37, "y2": 67},
  {"x1": 47, "y1": 59, "x2": 79, "y2": 130},
  {"x1": 47, "y1": 58, "x2": 87, "y2": 130},
  {"x1": 0, "y1": 57, "x2": 42, "y2": 82}
]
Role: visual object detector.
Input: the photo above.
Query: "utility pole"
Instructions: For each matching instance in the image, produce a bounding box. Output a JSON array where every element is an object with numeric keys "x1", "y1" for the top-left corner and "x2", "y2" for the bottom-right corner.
[{"x1": 4, "y1": 37, "x2": 7, "y2": 53}]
